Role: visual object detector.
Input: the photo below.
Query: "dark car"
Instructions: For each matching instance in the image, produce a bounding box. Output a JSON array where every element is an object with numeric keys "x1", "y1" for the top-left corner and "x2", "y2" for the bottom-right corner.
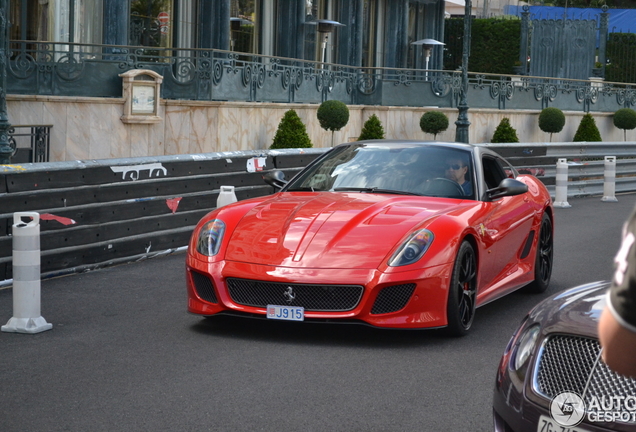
[{"x1": 493, "y1": 281, "x2": 636, "y2": 432}]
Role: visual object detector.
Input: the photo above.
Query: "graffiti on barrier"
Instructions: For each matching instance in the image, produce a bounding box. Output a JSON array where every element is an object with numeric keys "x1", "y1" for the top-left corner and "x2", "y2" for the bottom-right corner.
[{"x1": 110, "y1": 163, "x2": 168, "y2": 181}]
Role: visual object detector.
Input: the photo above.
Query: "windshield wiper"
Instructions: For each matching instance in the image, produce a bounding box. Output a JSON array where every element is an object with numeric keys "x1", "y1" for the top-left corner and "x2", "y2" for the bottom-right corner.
[
  {"x1": 333, "y1": 187, "x2": 421, "y2": 196},
  {"x1": 286, "y1": 187, "x2": 319, "y2": 192}
]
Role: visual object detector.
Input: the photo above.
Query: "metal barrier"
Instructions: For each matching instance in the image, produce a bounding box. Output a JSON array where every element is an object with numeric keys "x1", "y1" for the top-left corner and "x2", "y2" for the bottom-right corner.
[
  {"x1": 479, "y1": 142, "x2": 636, "y2": 198},
  {"x1": 1, "y1": 143, "x2": 636, "y2": 285}
]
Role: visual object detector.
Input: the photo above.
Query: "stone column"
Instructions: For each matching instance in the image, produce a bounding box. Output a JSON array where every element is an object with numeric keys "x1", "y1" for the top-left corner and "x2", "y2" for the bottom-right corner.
[
  {"x1": 199, "y1": 0, "x2": 231, "y2": 50},
  {"x1": 336, "y1": 0, "x2": 363, "y2": 67},
  {"x1": 276, "y1": 0, "x2": 305, "y2": 60},
  {"x1": 384, "y1": 0, "x2": 409, "y2": 69}
]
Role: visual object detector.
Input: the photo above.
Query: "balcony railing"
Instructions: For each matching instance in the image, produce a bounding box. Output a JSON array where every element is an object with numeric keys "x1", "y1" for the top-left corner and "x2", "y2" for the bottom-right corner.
[
  {"x1": 8, "y1": 125, "x2": 52, "y2": 163},
  {"x1": 6, "y1": 40, "x2": 636, "y2": 113}
]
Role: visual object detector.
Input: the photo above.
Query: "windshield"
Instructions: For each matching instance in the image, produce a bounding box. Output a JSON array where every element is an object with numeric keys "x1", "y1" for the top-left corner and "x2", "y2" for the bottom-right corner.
[{"x1": 285, "y1": 143, "x2": 475, "y2": 199}]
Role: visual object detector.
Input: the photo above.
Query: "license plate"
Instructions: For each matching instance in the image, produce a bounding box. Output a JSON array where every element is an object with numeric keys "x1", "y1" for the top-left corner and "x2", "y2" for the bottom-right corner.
[
  {"x1": 266, "y1": 305, "x2": 304, "y2": 321},
  {"x1": 537, "y1": 415, "x2": 591, "y2": 432}
]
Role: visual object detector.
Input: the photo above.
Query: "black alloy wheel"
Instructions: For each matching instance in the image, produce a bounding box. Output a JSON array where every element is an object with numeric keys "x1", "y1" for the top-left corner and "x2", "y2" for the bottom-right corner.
[
  {"x1": 525, "y1": 213, "x2": 553, "y2": 293},
  {"x1": 446, "y1": 241, "x2": 477, "y2": 337}
]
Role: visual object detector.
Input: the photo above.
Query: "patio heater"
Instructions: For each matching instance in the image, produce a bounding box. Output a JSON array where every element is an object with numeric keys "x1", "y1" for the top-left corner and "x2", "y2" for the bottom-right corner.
[
  {"x1": 306, "y1": 19, "x2": 345, "y2": 65},
  {"x1": 411, "y1": 38, "x2": 445, "y2": 80}
]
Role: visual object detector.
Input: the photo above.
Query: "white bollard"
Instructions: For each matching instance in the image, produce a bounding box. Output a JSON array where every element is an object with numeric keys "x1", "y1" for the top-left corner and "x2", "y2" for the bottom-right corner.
[
  {"x1": 2, "y1": 212, "x2": 52, "y2": 334},
  {"x1": 601, "y1": 156, "x2": 618, "y2": 202},
  {"x1": 216, "y1": 185, "x2": 237, "y2": 208},
  {"x1": 553, "y1": 158, "x2": 571, "y2": 208}
]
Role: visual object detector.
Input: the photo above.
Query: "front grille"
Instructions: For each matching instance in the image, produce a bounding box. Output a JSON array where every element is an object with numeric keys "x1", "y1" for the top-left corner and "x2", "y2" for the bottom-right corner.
[
  {"x1": 191, "y1": 271, "x2": 218, "y2": 304},
  {"x1": 534, "y1": 334, "x2": 636, "y2": 423},
  {"x1": 585, "y1": 360, "x2": 636, "y2": 418},
  {"x1": 535, "y1": 335, "x2": 599, "y2": 397},
  {"x1": 226, "y1": 278, "x2": 363, "y2": 311},
  {"x1": 370, "y1": 284, "x2": 416, "y2": 314}
]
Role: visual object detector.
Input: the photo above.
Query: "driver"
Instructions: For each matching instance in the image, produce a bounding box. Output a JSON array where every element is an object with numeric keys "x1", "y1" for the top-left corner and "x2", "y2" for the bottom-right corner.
[{"x1": 445, "y1": 155, "x2": 473, "y2": 196}]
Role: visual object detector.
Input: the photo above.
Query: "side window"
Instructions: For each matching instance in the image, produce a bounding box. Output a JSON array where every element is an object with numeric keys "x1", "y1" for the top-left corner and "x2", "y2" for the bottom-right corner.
[
  {"x1": 497, "y1": 157, "x2": 515, "y2": 179},
  {"x1": 482, "y1": 156, "x2": 507, "y2": 189}
]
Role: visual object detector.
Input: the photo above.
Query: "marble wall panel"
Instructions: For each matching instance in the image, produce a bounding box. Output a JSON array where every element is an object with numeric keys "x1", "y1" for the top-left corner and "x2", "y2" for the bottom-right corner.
[
  {"x1": 89, "y1": 104, "x2": 115, "y2": 160},
  {"x1": 217, "y1": 106, "x2": 242, "y2": 152},
  {"x1": 6, "y1": 97, "x2": 636, "y2": 163},
  {"x1": 164, "y1": 105, "x2": 192, "y2": 155},
  {"x1": 42, "y1": 101, "x2": 68, "y2": 161},
  {"x1": 190, "y1": 107, "x2": 215, "y2": 154},
  {"x1": 110, "y1": 104, "x2": 131, "y2": 158},
  {"x1": 65, "y1": 103, "x2": 91, "y2": 160},
  {"x1": 129, "y1": 125, "x2": 150, "y2": 158}
]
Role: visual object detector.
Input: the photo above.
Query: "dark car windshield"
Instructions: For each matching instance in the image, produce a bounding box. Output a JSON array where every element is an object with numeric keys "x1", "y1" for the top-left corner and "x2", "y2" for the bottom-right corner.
[{"x1": 285, "y1": 143, "x2": 475, "y2": 199}]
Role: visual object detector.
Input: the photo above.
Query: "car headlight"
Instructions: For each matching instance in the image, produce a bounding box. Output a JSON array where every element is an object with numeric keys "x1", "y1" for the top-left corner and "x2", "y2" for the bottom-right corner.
[
  {"x1": 196, "y1": 219, "x2": 226, "y2": 256},
  {"x1": 389, "y1": 229, "x2": 434, "y2": 267},
  {"x1": 513, "y1": 324, "x2": 540, "y2": 371}
]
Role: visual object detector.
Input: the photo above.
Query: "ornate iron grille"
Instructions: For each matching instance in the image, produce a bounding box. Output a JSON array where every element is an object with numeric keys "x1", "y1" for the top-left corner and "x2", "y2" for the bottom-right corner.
[
  {"x1": 191, "y1": 271, "x2": 218, "y2": 304},
  {"x1": 226, "y1": 278, "x2": 363, "y2": 312},
  {"x1": 8, "y1": 125, "x2": 51, "y2": 163},
  {"x1": 370, "y1": 284, "x2": 416, "y2": 314}
]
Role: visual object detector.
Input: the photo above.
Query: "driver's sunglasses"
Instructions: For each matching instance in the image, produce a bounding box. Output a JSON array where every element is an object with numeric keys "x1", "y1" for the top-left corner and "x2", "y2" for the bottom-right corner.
[{"x1": 445, "y1": 163, "x2": 463, "y2": 170}]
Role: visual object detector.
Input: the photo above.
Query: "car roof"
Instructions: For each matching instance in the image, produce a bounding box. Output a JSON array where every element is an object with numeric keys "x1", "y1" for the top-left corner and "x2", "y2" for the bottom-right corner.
[{"x1": 348, "y1": 140, "x2": 476, "y2": 152}]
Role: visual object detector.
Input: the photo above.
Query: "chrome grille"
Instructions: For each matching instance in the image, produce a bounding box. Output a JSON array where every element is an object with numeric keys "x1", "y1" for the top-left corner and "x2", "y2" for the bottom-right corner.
[
  {"x1": 370, "y1": 284, "x2": 415, "y2": 314},
  {"x1": 585, "y1": 361, "x2": 636, "y2": 415},
  {"x1": 226, "y1": 278, "x2": 363, "y2": 311},
  {"x1": 191, "y1": 271, "x2": 218, "y2": 304},
  {"x1": 535, "y1": 335, "x2": 599, "y2": 397},
  {"x1": 534, "y1": 334, "x2": 636, "y2": 424}
]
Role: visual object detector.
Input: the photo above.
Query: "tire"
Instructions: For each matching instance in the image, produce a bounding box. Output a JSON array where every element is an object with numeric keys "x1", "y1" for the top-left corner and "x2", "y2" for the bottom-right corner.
[
  {"x1": 445, "y1": 241, "x2": 477, "y2": 337},
  {"x1": 525, "y1": 213, "x2": 553, "y2": 294}
]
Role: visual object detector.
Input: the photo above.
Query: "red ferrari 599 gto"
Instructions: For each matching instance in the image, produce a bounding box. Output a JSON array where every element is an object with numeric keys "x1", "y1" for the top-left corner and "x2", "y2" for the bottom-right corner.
[{"x1": 186, "y1": 140, "x2": 554, "y2": 336}]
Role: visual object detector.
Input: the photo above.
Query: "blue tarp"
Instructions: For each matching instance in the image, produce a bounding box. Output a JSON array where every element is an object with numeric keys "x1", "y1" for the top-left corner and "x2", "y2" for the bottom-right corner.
[{"x1": 505, "y1": 6, "x2": 636, "y2": 34}]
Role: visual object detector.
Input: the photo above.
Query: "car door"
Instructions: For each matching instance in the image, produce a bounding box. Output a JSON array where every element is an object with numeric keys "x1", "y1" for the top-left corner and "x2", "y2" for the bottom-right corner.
[{"x1": 478, "y1": 155, "x2": 535, "y2": 295}]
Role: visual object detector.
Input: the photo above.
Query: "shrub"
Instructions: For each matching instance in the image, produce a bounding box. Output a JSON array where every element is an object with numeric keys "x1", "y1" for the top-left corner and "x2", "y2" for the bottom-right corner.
[
  {"x1": 613, "y1": 108, "x2": 636, "y2": 141},
  {"x1": 420, "y1": 111, "x2": 449, "y2": 140},
  {"x1": 317, "y1": 100, "x2": 349, "y2": 132},
  {"x1": 573, "y1": 113, "x2": 602, "y2": 142},
  {"x1": 444, "y1": 18, "x2": 521, "y2": 75},
  {"x1": 317, "y1": 100, "x2": 350, "y2": 147},
  {"x1": 491, "y1": 118, "x2": 519, "y2": 143},
  {"x1": 538, "y1": 107, "x2": 565, "y2": 142},
  {"x1": 270, "y1": 109, "x2": 313, "y2": 149},
  {"x1": 358, "y1": 114, "x2": 385, "y2": 140}
]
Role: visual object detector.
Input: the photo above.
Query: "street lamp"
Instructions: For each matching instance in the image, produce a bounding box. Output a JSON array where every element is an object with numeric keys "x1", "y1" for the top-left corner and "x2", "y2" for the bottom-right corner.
[
  {"x1": 455, "y1": 0, "x2": 472, "y2": 144},
  {"x1": 306, "y1": 19, "x2": 345, "y2": 65},
  {"x1": 411, "y1": 38, "x2": 445, "y2": 80},
  {"x1": 0, "y1": 0, "x2": 13, "y2": 164}
]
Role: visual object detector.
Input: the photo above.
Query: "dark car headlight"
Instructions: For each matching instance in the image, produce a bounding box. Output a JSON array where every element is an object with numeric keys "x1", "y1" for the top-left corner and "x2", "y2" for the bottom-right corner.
[
  {"x1": 196, "y1": 219, "x2": 226, "y2": 256},
  {"x1": 389, "y1": 229, "x2": 434, "y2": 267},
  {"x1": 512, "y1": 324, "x2": 540, "y2": 371}
]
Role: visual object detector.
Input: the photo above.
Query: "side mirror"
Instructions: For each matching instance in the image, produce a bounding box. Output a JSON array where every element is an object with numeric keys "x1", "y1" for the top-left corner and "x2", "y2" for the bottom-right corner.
[
  {"x1": 262, "y1": 170, "x2": 287, "y2": 189},
  {"x1": 486, "y1": 178, "x2": 528, "y2": 200}
]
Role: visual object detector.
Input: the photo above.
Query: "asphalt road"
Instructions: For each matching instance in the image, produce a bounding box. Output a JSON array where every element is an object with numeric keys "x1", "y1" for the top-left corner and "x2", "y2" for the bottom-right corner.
[{"x1": 1, "y1": 194, "x2": 635, "y2": 432}]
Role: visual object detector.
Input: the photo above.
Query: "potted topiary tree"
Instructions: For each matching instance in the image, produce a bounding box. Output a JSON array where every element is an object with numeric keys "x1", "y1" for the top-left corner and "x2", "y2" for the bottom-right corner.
[
  {"x1": 420, "y1": 111, "x2": 449, "y2": 140},
  {"x1": 317, "y1": 100, "x2": 350, "y2": 147},
  {"x1": 491, "y1": 118, "x2": 519, "y2": 143},
  {"x1": 358, "y1": 114, "x2": 385, "y2": 140},
  {"x1": 613, "y1": 108, "x2": 636, "y2": 141},
  {"x1": 538, "y1": 107, "x2": 565, "y2": 142},
  {"x1": 270, "y1": 109, "x2": 313, "y2": 149},
  {"x1": 573, "y1": 113, "x2": 602, "y2": 142}
]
